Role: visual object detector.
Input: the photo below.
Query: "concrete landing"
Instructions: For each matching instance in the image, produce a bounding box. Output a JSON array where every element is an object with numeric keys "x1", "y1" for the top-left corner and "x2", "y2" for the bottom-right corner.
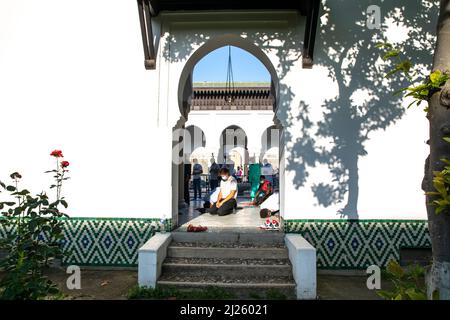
[{"x1": 177, "y1": 203, "x2": 276, "y2": 233}]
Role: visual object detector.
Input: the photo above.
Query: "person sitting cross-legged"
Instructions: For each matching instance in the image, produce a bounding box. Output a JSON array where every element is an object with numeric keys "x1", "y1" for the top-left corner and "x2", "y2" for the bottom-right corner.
[{"x1": 205, "y1": 167, "x2": 238, "y2": 216}]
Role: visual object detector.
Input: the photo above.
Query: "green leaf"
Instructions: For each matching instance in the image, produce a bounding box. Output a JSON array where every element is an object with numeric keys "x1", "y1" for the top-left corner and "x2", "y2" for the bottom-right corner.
[
  {"x1": 377, "y1": 290, "x2": 395, "y2": 300},
  {"x1": 382, "y1": 49, "x2": 400, "y2": 61},
  {"x1": 430, "y1": 70, "x2": 443, "y2": 84},
  {"x1": 376, "y1": 42, "x2": 393, "y2": 49},
  {"x1": 1, "y1": 202, "x2": 16, "y2": 207},
  {"x1": 387, "y1": 260, "x2": 405, "y2": 278},
  {"x1": 12, "y1": 189, "x2": 30, "y2": 196},
  {"x1": 60, "y1": 200, "x2": 68, "y2": 208},
  {"x1": 405, "y1": 288, "x2": 426, "y2": 300},
  {"x1": 6, "y1": 185, "x2": 16, "y2": 192}
]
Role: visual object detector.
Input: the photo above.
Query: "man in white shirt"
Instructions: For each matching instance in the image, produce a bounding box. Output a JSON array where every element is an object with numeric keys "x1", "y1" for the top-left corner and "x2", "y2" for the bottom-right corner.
[{"x1": 206, "y1": 167, "x2": 238, "y2": 216}]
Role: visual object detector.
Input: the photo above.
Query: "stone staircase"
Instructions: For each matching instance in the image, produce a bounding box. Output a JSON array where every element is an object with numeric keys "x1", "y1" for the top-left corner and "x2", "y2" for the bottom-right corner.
[{"x1": 156, "y1": 231, "x2": 296, "y2": 299}]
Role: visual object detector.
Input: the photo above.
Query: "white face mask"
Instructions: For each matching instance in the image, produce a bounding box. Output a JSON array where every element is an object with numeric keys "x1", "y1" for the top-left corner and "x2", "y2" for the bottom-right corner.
[{"x1": 221, "y1": 175, "x2": 228, "y2": 181}]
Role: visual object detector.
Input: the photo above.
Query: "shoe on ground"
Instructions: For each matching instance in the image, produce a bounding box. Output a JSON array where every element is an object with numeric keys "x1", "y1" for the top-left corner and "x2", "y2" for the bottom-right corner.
[
  {"x1": 271, "y1": 219, "x2": 280, "y2": 230},
  {"x1": 187, "y1": 224, "x2": 208, "y2": 232},
  {"x1": 259, "y1": 219, "x2": 273, "y2": 230}
]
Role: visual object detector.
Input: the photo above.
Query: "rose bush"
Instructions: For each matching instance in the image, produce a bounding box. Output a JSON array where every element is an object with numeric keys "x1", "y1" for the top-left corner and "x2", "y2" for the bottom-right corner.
[{"x1": 0, "y1": 150, "x2": 70, "y2": 299}]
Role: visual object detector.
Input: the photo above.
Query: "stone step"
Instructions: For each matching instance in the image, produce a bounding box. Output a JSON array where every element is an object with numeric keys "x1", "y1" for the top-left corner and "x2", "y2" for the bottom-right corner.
[
  {"x1": 162, "y1": 262, "x2": 293, "y2": 279},
  {"x1": 171, "y1": 241, "x2": 286, "y2": 249},
  {"x1": 157, "y1": 280, "x2": 296, "y2": 299},
  {"x1": 171, "y1": 231, "x2": 285, "y2": 245},
  {"x1": 167, "y1": 246, "x2": 289, "y2": 260},
  {"x1": 164, "y1": 257, "x2": 291, "y2": 265}
]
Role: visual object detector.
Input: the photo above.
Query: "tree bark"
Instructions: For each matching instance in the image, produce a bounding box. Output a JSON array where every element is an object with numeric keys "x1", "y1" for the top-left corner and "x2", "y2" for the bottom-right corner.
[{"x1": 424, "y1": 0, "x2": 450, "y2": 300}]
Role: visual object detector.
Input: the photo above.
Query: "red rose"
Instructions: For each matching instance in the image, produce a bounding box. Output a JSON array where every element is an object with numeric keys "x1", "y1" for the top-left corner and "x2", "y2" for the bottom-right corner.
[
  {"x1": 50, "y1": 150, "x2": 64, "y2": 158},
  {"x1": 61, "y1": 161, "x2": 70, "y2": 168}
]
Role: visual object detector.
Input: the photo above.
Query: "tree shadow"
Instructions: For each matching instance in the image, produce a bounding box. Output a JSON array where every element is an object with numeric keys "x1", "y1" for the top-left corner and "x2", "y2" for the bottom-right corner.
[
  {"x1": 161, "y1": 1, "x2": 438, "y2": 219},
  {"x1": 287, "y1": 0, "x2": 438, "y2": 218}
]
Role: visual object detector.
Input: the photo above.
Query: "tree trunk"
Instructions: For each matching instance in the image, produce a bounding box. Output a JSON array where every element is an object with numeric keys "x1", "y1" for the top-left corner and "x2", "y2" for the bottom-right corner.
[
  {"x1": 340, "y1": 151, "x2": 359, "y2": 219},
  {"x1": 424, "y1": 0, "x2": 450, "y2": 300}
]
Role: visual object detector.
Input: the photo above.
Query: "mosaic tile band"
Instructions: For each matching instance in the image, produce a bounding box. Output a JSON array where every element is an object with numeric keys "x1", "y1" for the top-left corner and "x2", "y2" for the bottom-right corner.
[
  {"x1": 1, "y1": 218, "x2": 431, "y2": 269},
  {"x1": 284, "y1": 219, "x2": 432, "y2": 269},
  {"x1": 0, "y1": 217, "x2": 172, "y2": 267}
]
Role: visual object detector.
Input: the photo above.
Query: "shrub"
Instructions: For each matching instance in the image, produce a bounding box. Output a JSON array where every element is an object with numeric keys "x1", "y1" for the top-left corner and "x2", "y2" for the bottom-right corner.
[{"x1": 0, "y1": 150, "x2": 70, "y2": 299}]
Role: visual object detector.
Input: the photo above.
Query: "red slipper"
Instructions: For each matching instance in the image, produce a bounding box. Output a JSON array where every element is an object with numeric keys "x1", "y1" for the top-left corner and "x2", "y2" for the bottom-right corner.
[{"x1": 187, "y1": 224, "x2": 208, "y2": 232}]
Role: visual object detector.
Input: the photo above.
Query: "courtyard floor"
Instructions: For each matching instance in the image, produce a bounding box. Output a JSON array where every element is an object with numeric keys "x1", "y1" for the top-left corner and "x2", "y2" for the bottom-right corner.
[
  {"x1": 178, "y1": 196, "x2": 277, "y2": 232},
  {"x1": 44, "y1": 268, "x2": 390, "y2": 300}
]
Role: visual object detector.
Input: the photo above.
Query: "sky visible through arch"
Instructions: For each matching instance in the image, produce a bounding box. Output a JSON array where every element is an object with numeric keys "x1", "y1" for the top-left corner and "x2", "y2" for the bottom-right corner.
[{"x1": 193, "y1": 46, "x2": 271, "y2": 83}]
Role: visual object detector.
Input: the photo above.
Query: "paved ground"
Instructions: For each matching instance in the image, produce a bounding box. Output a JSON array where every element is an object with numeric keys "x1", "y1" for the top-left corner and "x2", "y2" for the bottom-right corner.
[
  {"x1": 178, "y1": 197, "x2": 278, "y2": 232},
  {"x1": 42, "y1": 268, "x2": 390, "y2": 300},
  {"x1": 45, "y1": 268, "x2": 137, "y2": 300}
]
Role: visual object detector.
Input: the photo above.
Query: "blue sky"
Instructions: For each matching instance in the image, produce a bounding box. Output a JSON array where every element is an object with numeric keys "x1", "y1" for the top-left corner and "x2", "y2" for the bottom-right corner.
[{"x1": 193, "y1": 46, "x2": 271, "y2": 83}]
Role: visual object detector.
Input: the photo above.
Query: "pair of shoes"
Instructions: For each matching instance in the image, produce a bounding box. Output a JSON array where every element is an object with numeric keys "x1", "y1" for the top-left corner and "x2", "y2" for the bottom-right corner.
[
  {"x1": 187, "y1": 224, "x2": 208, "y2": 232},
  {"x1": 259, "y1": 219, "x2": 280, "y2": 230}
]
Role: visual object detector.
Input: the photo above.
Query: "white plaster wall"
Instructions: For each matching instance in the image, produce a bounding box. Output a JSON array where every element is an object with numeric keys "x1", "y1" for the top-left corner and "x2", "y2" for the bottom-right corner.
[
  {"x1": 0, "y1": 0, "x2": 168, "y2": 218},
  {"x1": 0, "y1": 1, "x2": 434, "y2": 221}
]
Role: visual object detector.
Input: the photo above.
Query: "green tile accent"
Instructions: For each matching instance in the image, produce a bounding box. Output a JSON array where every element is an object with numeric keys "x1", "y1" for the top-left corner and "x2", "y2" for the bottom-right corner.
[
  {"x1": 284, "y1": 219, "x2": 431, "y2": 269},
  {"x1": 1, "y1": 217, "x2": 430, "y2": 269},
  {"x1": 0, "y1": 217, "x2": 172, "y2": 267}
]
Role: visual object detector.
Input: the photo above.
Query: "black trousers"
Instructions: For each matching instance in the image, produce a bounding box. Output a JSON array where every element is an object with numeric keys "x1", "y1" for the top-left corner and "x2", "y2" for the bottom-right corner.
[
  {"x1": 193, "y1": 179, "x2": 201, "y2": 199},
  {"x1": 206, "y1": 198, "x2": 237, "y2": 216}
]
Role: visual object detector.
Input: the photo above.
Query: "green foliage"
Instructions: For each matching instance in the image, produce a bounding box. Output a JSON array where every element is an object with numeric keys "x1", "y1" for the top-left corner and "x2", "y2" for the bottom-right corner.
[
  {"x1": 265, "y1": 288, "x2": 287, "y2": 300},
  {"x1": 377, "y1": 42, "x2": 449, "y2": 111},
  {"x1": 376, "y1": 42, "x2": 412, "y2": 79},
  {"x1": 0, "y1": 152, "x2": 70, "y2": 300},
  {"x1": 127, "y1": 285, "x2": 236, "y2": 300},
  {"x1": 402, "y1": 70, "x2": 449, "y2": 109},
  {"x1": 425, "y1": 137, "x2": 450, "y2": 215},
  {"x1": 377, "y1": 260, "x2": 427, "y2": 300}
]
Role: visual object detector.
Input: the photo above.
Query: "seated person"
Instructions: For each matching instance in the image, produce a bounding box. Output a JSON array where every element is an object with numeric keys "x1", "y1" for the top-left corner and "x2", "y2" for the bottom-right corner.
[
  {"x1": 252, "y1": 175, "x2": 272, "y2": 206},
  {"x1": 205, "y1": 167, "x2": 238, "y2": 216}
]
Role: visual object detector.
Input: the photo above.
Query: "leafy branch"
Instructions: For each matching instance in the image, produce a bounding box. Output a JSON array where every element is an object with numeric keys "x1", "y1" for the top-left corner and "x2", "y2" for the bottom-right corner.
[
  {"x1": 425, "y1": 137, "x2": 450, "y2": 215},
  {"x1": 377, "y1": 260, "x2": 432, "y2": 300},
  {"x1": 377, "y1": 42, "x2": 449, "y2": 110}
]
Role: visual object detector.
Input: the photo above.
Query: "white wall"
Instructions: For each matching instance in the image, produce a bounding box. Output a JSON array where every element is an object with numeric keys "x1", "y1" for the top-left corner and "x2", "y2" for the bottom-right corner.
[
  {"x1": 0, "y1": 0, "x2": 166, "y2": 218},
  {"x1": 0, "y1": 1, "x2": 434, "y2": 221}
]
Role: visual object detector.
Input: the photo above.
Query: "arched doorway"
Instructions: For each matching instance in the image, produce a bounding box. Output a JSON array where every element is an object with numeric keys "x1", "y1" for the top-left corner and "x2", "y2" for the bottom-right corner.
[{"x1": 173, "y1": 36, "x2": 284, "y2": 230}]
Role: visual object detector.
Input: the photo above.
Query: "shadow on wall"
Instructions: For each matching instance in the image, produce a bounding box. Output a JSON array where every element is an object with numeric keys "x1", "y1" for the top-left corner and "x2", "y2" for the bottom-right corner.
[
  {"x1": 164, "y1": 0, "x2": 438, "y2": 220},
  {"x1": 286, "y1": 0, "x2": 437, "y2": 219}
]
